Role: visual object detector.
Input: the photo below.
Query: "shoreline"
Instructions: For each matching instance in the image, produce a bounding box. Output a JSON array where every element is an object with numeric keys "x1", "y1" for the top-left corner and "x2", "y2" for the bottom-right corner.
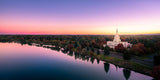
[{"x1": 0, "y1": 41, "x2": 154, "y2": 77}]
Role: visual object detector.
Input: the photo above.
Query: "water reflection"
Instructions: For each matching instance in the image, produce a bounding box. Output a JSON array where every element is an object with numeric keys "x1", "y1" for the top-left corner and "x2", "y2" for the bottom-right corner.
[
  {"x1": 104, "y1": 63, "x2": 110, "y2": 74},
  {"x1": 74, "y1": 52, "x2": 80, "y2": 60},
  {"x1": 68, "y1": 50, "x2": 73, "y2": 56},
  {"x1": 114, "y1": 64, "x2": 119, "y2": 71},
  {"x1": 28, "y1": 43, "x2": 146, "y2": 80},
  {"x1": 61, "y1": 49, "x2": 68, "y2": 54},
  {"x1": 90, "y1": 58, "x2": 95, "y2": 64},
  {"x1": 123, "y1": 69, "x2": 131, "y2": 80},
  {"x1": 86, "y1": 56, "x2": 89, "y2": 62},
  {"x1": 0, "y1": 42, "x2": 153, "y2": 80},
  {"x1": 97, "y1": 59, "x2": 100, "y2": 64},
  {"x1": 50, "y1": 47, "x2": 61, "y2": 51},
  {"x1": 81, "y1": 55, "x2": 87, "y2": 61}
]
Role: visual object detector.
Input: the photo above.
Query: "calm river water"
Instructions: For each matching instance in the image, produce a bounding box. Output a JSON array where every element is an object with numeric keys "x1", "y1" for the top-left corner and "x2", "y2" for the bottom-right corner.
[{"x1": 0, "y1": 42, "x2": 153, "y2": 80}]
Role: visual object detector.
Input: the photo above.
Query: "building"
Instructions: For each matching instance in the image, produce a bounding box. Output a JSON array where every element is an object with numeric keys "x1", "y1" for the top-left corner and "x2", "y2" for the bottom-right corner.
[{"x1": 104, "y1": 29, "x2": 132, "y2": 48}]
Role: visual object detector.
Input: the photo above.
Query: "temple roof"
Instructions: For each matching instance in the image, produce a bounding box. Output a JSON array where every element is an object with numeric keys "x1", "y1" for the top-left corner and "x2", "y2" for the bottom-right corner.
[{"x1": 113, "y1": 29, "x2": 121, "y2": 43}]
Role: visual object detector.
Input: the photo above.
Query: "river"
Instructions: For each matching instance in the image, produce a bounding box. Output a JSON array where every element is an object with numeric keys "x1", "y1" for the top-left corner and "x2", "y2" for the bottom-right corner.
[{"x1": 0, "y1": 42, "x2": 153, "y2": 80}]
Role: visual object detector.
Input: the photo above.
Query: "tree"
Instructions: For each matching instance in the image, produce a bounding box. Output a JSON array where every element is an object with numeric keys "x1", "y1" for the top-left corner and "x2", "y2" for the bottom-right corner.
[
  {"x1": 91, "y1": 47, "x2": 94, "y2": 52},
  {"x1": 104, "y1": 45, "x2": 110, "y2": 55},
  {"x1": 151, "y1": 65, "x2": 160, "y2": 80},
  {"x1": 52, "y1": 40, "x2": 60, "y2": 47},
  {"x1": 67, "y1": 44, "x2": 73, "y2": 50},
  {"x1": 155, "y1": 41, "x2": 160, "y2": 51},
  {"x1": 97, "y1": 50, "x2": 100, "y2": 55},
  {"x1": 89, "y1": 51, "x2": 95, "y2": 57},
  {"x1": 154, "y1": 55, "x2": 160, "y2": 66},
  {"x1": 76, "y1": 46, "x2": 82, "y2": 53},
  {"x1": 87, "y1": 46, "x2": 89, "y2": 51},
  {"x1": 131, "y1": 43, "x2": 146, "y2": 56},
  {"x1": 74, "y1": 41, "x2": 78, "y2": 48},
  {"x1": 90, "y1": 40, "x2": 97, "y2": 48},
  {"x1": 115, "y1": 44, "x2": 125, "y2": 53}
]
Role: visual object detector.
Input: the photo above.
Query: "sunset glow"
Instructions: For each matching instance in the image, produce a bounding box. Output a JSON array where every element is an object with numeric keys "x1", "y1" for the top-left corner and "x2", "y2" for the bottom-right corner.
[{"x1": 0, "y1": 0, "x2": 160, "y2": 35}]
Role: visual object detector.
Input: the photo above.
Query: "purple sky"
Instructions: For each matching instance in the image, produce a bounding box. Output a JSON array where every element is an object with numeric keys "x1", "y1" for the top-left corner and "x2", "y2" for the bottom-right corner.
[{"x1": 0, "y1": 0, "x2": 160, "y2": 35}]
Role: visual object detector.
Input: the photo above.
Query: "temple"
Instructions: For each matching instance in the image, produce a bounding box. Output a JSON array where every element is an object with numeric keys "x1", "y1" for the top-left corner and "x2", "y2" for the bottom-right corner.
[{"x1": 104, "y1": 29, "x2": 132, "y2": 48}]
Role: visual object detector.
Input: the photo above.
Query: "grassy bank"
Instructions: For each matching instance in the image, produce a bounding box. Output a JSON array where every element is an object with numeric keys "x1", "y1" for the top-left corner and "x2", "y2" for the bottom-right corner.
[{"x1": 93, "y1": 54, "x2": 152, "y2": 76}]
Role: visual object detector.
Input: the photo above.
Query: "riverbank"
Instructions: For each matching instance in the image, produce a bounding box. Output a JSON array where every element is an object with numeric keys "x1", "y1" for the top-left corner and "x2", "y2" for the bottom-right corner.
[
  {"x1": 72, "y1": 48, "x2": 152, "y2": 76},
  {"x1": 96, "y1": 54, "x2": 152, "y2": 76},
  {"x1": 72, "y1": 47, "x2": 153, "y2": 76},
  {"x1": 63, "y1": 46, "x2": 153, "y2": 77},
  {"x1": 32, "y1": 43, "x2": 154, "y2": 76}
]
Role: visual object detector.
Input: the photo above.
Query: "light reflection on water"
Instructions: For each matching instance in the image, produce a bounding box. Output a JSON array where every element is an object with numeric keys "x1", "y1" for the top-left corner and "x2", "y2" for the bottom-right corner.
[{"x1": 0, "y1": 42, "x2": 153, "y2": 80}]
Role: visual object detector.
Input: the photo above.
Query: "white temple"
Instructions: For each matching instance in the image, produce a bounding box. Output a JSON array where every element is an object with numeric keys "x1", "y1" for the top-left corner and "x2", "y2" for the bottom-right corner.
[{"x1": 104, "y1": 29, "x2": 132, "y2": 48}]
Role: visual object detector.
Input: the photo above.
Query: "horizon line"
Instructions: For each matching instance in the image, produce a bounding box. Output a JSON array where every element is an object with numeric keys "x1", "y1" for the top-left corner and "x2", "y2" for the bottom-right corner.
[{"x1": 0, "y1": 33, "x2": 160, "y2": 36}]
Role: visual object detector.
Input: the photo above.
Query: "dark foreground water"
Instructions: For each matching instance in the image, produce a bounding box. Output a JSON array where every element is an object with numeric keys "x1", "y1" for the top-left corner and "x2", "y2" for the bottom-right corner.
[{"x1": 0, "y1": 42, "x2": 153, "y2": 80}]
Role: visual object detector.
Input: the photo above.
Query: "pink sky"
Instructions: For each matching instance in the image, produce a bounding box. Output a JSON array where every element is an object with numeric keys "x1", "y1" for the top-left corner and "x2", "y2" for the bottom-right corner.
[{"x1": 0, "y1": 0, "x2": 160, "y2": 35}]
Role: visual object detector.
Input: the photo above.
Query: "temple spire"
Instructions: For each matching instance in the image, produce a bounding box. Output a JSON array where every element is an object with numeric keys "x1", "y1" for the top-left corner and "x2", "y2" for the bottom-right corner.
[
  {"x1": 106, "y1": 28, "x2": 132, "y2": 49},
  {"x1": 116, "y1": 28, "x2": 118, "y2": 35},
  {"x1": 113, "y1": 28, "x2": 121, "y2": 42}
]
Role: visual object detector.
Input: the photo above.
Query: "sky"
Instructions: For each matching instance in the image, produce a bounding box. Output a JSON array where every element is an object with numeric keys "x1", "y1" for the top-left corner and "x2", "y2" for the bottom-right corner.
[{"x1": 0, "y1": 0, "x2": 160, "y2": 35}]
